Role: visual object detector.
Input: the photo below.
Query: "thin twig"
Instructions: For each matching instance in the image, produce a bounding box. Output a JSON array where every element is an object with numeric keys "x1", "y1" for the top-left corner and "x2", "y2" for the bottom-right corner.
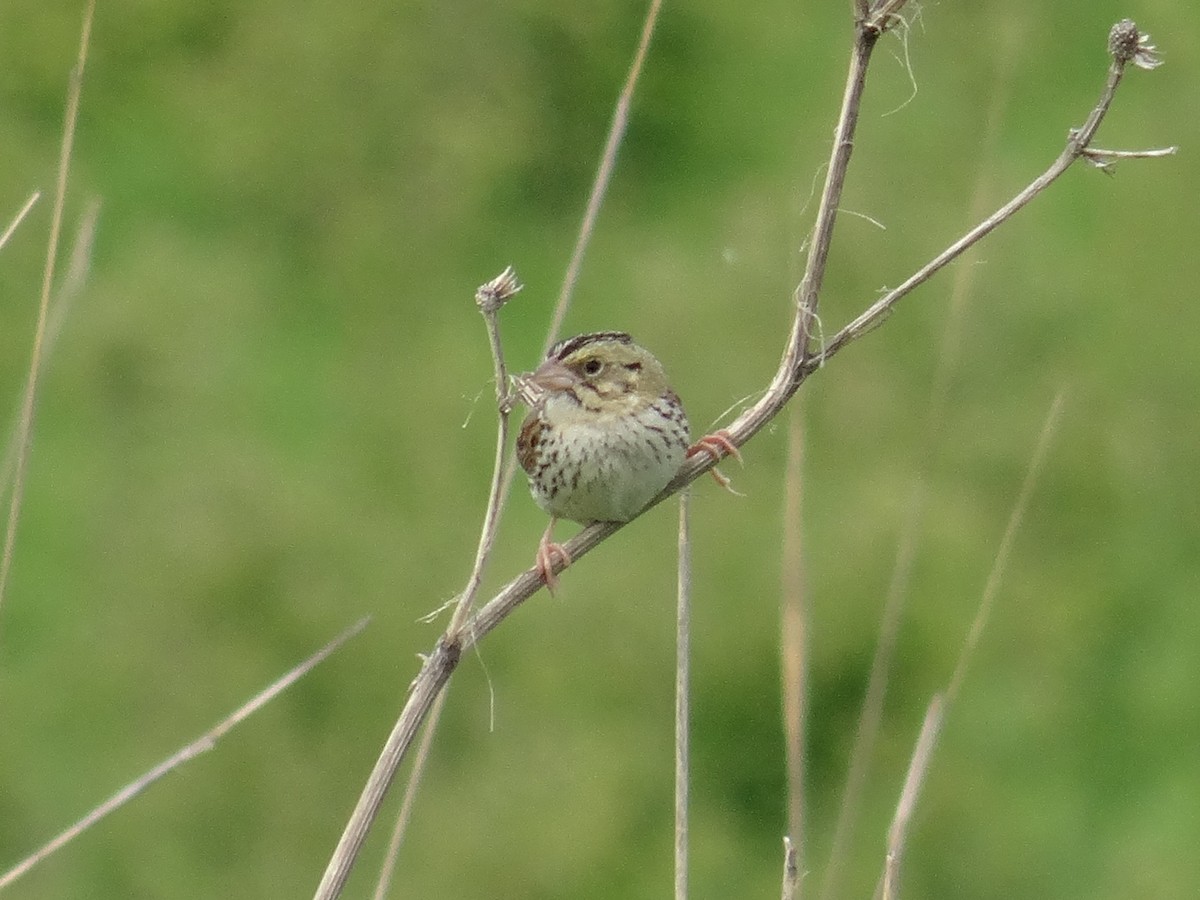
[
  {"x1": 780, "y1": 408, "x2": 808, "y2": 879},
  {"x1": 0, "y1": 192, "x2": 41, "y2": 253},
  {"x1": 315, "y1": 634, "x2": 463, "y2": 900},
  {"x1": 1080, "y1": 144, "x2": 1177, "y2": 174},
  {"x1": 818, "y1": 25, "x2": 1158, "y2": 366},
  {"x1": 448, "y1": 267, "x2": 524, "y2": 633},
  {"x1": 792, "y1": 12, "x2": 884, "y2": 367},
  {"x1": 0, "y1": 0, "x2": 95, "y2": 625},
  {"x1": 0, "y1": 617, "x2": 370, "y2": 892},
  {"x1": 675, "y1": 492, "x2": 692, "y2": 900},
  {"x1": 1082, "y1": 146, "x2": 1177, "y2": 160}
]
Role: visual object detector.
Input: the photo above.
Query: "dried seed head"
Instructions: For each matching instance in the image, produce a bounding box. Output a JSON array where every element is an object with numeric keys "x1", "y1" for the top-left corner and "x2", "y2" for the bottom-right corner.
[
  {"x1": 475, "y1": 266, "x2": 523, "y2": 313},
  {"x1": 1108, "y1": 20, "x2": 1139, "y2": 62},
  {"x1": 1108, "y1": 19, "x2": 1163, "y2": 70}
]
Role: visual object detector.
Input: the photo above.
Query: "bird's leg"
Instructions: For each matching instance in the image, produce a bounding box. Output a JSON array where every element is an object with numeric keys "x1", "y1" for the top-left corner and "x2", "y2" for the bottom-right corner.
[
  {"x1": 686, "y1": 429, "x2": 743, "y2": 491},
  {"x1": 535, "y1": 516, "x2": 572, "y2": 593}
]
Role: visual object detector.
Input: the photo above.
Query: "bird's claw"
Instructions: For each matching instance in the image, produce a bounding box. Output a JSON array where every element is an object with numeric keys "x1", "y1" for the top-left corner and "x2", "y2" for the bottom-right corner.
[
  {"x1": 686, "y1": 429, "x2": 743, "y2": 494},
  {"x1": 536, "y1": 535, "x2": 572, "y2": 594},
  {"x1": 687, "y1": 429, "x2": 742, "y2": 465}
]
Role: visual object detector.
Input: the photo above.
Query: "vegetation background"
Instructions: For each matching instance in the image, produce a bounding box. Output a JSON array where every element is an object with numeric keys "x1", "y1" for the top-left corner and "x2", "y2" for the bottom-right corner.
[{"x1": 1, "y1": 1, "x2": 1196, "y2": 898}]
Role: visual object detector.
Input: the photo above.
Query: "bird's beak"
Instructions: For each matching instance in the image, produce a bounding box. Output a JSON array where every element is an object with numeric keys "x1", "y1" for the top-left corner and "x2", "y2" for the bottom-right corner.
[
  {"x1": 526, "y1": 358, "x2": 578, "y2": 393},
  {"x1": 514, "y1": 358, "x2": 579, "y2": 408}
]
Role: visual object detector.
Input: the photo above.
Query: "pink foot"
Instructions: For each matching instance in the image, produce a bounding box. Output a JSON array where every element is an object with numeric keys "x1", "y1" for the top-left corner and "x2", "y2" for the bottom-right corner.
[
  {"x1": 535, "y1": 519, "x2": 572, "y2": 593},
  {"x1": 686, "y1": 429, "x2": 743, "y2": 490}
]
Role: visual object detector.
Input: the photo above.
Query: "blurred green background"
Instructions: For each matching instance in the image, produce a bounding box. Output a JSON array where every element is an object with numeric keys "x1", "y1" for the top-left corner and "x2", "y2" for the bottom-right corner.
[{"x1": 1, "y1": 1, "x2": 1197, "y2": 897}]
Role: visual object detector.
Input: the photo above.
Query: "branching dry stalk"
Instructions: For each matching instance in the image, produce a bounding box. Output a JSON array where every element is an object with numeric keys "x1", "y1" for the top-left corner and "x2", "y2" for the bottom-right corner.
[
  {"x1": 0, "y1": 617, "x2": 369, "y2": 892},
  {"x1": 820, "y1": 20, "x2": 1172, "y2": 362},
  {"x1": 314, "y1": 12, "x2": 1170, "y2": 898}
]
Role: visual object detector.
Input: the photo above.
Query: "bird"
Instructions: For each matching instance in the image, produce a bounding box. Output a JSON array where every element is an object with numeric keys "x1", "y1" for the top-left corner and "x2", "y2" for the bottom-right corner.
[{"x1": 516, "y1": 331, "x2": 738, "y2": 591}]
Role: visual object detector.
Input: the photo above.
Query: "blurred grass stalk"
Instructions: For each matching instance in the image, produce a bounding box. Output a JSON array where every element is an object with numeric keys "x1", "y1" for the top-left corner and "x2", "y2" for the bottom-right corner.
[
  {"x1": 0, "y1": 0, "x2": 95, "y2": 622},
  {"x1": 1, "y1": 202, "x2": 100, "y2": 512},
  {"x1": 0, "y1": 617, "x2": 370, "y2": 891},
  {"x1": 676, "y1": 490, "x2": 693, "y2": 900},
  {"x1": 780, "y1": 405, "x2": 809, "y2": 886},
  {"x1": 881, "y1": 390, "x2": 1065, "y2": 900},
  {"x1": 0, "y1": 192, "x2": 41, "y2": 254}
]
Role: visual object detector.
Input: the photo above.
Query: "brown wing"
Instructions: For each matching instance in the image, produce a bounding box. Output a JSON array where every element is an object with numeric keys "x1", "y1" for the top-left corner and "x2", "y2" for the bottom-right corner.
[{"x1": 516, "y1": 411, "x2": 542, "y2": 476}]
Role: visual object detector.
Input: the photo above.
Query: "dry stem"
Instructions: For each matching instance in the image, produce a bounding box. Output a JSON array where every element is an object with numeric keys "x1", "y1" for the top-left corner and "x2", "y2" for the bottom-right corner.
[
  {"x1": 447, "y1": 266, "x2": 524, "y2": 633},
  {"x1": 369, "y1": 688, "x2": 450, "y2": 900},
  {"x1": 781, "y1": 836, "x2": 800, "y2": 900},
  {"x1": 780, "y1": 408, "x2": 809, "y2": 872},
  {"x1": 675, "y1": 492, "x2": 692, "y2": 900}
]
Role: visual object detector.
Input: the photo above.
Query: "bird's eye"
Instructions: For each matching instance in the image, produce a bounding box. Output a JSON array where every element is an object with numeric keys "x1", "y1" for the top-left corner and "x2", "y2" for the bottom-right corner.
[{"x1": 582, "y1": 358, "x2": 603, "y2": 377}]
